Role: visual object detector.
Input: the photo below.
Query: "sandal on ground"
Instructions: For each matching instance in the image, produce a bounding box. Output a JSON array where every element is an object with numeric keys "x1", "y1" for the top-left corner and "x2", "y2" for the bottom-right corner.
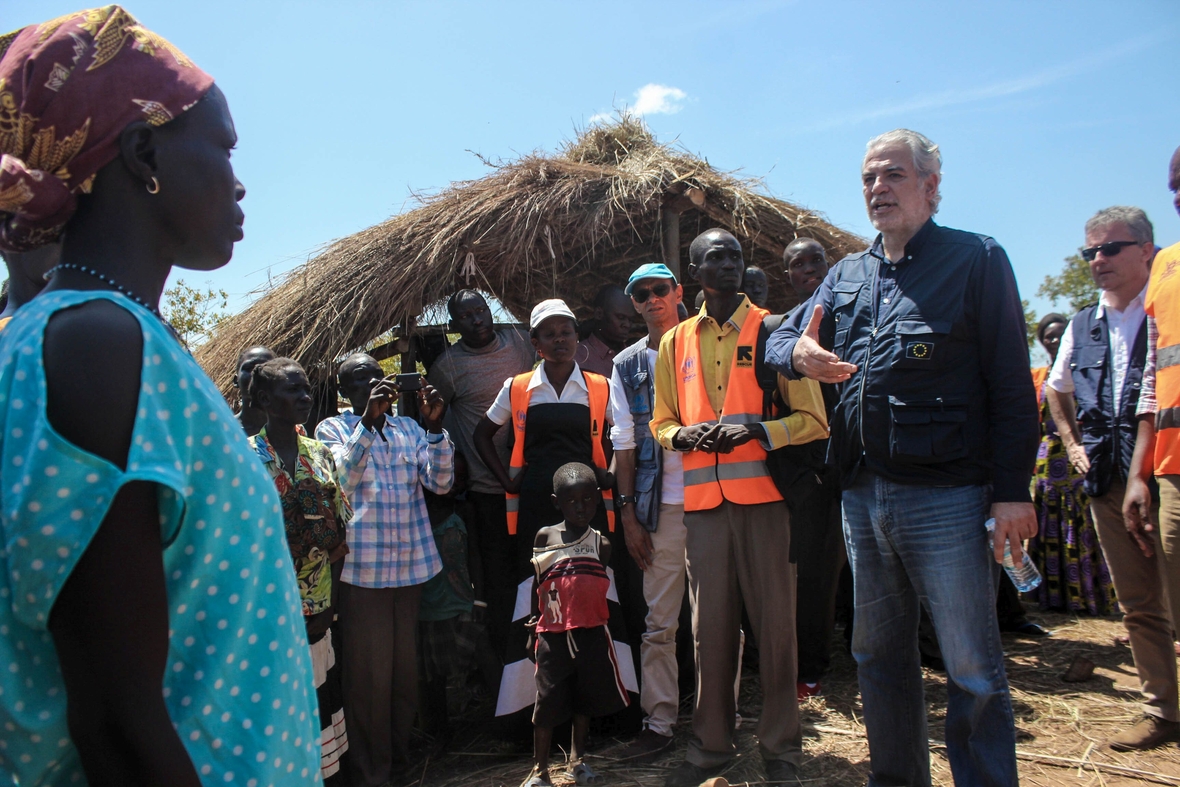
[{"x1": 568, "y1": 761, "x2": 604, "y2": 785}]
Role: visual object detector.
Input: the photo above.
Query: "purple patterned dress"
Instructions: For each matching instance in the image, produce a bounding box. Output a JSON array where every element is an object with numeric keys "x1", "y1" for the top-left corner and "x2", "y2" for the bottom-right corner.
[{"x1": 1027, "y1": 379, "x2": 1118, "y2": 615}]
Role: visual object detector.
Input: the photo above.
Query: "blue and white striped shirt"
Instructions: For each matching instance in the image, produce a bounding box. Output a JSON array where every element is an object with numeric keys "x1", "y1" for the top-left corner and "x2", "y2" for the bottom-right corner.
[{"x1": 315, "y1": 411, "x2": 453, "y2": 588}]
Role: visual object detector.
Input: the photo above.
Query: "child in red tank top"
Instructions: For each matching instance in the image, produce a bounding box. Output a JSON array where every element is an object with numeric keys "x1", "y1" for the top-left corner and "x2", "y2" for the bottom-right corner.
[{"x1": 521, "y1": 463, "x2": 628, "y2": 787}]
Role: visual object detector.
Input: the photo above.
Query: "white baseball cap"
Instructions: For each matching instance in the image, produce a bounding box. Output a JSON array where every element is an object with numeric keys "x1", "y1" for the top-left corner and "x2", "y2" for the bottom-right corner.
[{"x1": 529, "y1": 298, "x2": 577, "y2": 331}]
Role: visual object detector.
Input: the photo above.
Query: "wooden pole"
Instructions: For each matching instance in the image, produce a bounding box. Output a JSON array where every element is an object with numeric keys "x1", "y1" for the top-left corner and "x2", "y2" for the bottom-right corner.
[{"x1": 661, "y1": 205, "x2": 681, "y2": 280}]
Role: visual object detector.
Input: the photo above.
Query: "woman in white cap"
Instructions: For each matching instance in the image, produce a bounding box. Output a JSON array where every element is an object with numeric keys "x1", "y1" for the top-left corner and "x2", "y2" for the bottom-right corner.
[{"x1": 474, "y1": 299, "x2": 637, "y2": 723}]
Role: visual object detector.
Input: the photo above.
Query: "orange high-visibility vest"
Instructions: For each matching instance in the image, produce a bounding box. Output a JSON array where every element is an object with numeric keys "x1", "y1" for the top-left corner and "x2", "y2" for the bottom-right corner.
[
  {"x1": 1146, "y1": 242, "x2": 1180, "y2": 476},
  {"x1": 673, "y1": 305, "x2": 784, "y2": 512},
  {"x1": 505, "y1": 369, "x2": 615, "y2": 534}
]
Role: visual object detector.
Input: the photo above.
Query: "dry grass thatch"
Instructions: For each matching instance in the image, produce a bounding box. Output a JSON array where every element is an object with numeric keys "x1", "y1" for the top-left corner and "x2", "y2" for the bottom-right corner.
[{"x1": 196, "y1": 116, "x2": 865, "y2": 393}]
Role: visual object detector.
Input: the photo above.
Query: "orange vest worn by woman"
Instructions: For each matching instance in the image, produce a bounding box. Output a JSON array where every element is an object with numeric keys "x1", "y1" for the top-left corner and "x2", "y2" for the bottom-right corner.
[
  {"x1": 505, "y1": 370, "x2": 616, "y2": 532},
  {"x1": 1147, "y1": 242, "x2": 1180, "y2": 475},
  {"x1": 672, "y1": 304, "x2": 783, "y2": 511}
]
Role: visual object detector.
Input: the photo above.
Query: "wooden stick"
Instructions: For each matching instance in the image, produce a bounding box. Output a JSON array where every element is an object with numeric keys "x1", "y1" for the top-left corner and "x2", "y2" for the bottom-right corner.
[
  {"x1": 1012, "y1": 750, "x2": 1180, "y2": 786},
  {"x1": 1076, "y1": 741, "x2": 1094, "y2": 778}
]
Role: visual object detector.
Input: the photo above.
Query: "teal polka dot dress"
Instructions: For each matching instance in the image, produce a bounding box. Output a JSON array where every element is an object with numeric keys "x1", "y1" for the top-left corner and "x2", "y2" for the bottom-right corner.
[{"x1": 0, "y1": 291, "x2": 321, "y2": 786}]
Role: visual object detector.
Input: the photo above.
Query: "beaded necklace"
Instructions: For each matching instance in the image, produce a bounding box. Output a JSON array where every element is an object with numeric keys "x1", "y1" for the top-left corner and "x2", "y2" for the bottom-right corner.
[{"x1": 45, "y1": 263, "x2": 185, "y2": 345}]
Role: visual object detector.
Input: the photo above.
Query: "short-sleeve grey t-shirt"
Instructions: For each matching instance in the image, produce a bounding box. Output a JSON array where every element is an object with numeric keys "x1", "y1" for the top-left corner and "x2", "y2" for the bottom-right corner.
[{"x1": 428, "y1": 328, "x2": 534, "y2": 494}]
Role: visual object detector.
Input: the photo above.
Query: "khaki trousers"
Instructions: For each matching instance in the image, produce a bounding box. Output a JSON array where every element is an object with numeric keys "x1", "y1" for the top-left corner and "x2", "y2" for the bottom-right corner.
[
  {"x1": 640, "y1": 503, "x2": 688, "y2": 737},
  {"x1": 1157, "y1": 475, "x2": 1180, "y2": 645},
  {"x1": 1091, "y1": 479, "x2": 1177, "y2": 721},
  {"x1": 685, "y1": 499, "x2": 800, "y2": 768}
]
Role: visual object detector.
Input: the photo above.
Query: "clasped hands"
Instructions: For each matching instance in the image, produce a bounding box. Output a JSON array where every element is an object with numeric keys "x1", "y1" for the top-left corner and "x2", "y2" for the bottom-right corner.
[{"x1": 673, "y1": 422, "x2": 762, "y2": 454}]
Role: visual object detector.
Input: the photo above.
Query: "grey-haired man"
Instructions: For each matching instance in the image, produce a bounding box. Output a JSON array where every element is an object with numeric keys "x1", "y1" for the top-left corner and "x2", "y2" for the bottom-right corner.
[{"x1": 767, "y1": 129, "x2": 1038, "y2": 787}]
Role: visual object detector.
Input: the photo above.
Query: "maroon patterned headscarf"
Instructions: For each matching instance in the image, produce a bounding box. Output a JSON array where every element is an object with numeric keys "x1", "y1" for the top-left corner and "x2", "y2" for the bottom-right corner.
[{"x1": 0, "y1": 6, "x2": 213, "y2": 251}]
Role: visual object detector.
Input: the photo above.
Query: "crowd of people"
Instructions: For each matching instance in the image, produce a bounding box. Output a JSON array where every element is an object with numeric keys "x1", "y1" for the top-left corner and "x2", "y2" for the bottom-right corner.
[{"x1": 2, "y1": 7, "x2": 1180, "y2": 787}]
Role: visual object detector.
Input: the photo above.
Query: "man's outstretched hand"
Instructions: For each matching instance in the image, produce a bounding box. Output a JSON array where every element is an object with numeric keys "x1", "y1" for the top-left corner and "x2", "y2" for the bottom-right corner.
[{"x1": 791, "y1": 304, "x2": 858, "y2": 383}]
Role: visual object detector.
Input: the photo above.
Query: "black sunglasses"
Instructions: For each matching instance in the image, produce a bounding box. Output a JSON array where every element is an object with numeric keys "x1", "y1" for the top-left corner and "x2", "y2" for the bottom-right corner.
[
  {"x1": 1080, "y1": 240, "x2": 1140, "y2": 262},
  {"x1": 630, "y1": 281, "x2": 673, "y2": 303}
]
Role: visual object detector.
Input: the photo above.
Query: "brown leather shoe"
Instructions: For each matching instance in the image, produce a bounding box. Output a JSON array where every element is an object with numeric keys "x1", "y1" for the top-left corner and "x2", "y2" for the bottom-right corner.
[
  {"x1": 616, "y1": 728, "x2": 674, "y2": 762},
  {"x1": 1109, "y1": 715, "x2": 1180, "y2": 751}
]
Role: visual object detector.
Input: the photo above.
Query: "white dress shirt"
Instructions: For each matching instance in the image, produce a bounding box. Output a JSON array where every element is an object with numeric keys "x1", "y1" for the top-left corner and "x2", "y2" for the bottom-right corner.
[
  {"x1": 1048, "y1": 283, "x2": 1149, "y2": 407},
  {"x1": 608, "y1": 349, "x2": 685, "y2": 504},
  {"x1": 486, "y1": 361, "x2": 610, "y2": 425}
]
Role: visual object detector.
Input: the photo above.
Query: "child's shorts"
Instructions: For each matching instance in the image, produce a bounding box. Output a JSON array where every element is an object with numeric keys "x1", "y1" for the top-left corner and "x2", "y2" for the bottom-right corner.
[{"x1": 533, "y1": 625, "x2": 630, "y2": 727}]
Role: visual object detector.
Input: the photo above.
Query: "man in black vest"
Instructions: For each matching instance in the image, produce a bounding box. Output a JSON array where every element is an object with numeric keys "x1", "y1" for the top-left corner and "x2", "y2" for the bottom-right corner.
[{"x1": 1046, "y1": 205, "x2": 1169, "y2": 750}]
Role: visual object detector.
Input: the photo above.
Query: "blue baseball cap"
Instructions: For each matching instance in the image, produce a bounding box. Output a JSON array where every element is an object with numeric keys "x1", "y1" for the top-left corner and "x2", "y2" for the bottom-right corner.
[{"x1": 625, "y1": 262, "x2": 678, "y2": 295}]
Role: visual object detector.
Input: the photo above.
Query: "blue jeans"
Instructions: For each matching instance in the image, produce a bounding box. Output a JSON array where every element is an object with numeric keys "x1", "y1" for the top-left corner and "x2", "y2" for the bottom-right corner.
[{"x1": 842, "y1": 473, "x2": 1017, "y2": 787}]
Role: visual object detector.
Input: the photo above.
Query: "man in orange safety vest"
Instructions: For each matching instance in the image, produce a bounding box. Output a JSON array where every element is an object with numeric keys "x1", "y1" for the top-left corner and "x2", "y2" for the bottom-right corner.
[{"x1": 650, "y1": 228, "x2": 828, "y2": 787}]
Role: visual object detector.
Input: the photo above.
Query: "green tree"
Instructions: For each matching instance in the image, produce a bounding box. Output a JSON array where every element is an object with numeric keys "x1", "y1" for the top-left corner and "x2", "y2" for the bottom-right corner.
[
  {"x1": 162, "y1": 279, "x2": 229, "y2": 347},
  {"x1": 1022, "y1": 299, "x2": 1038, "y2": 349},
  {"x1": 1036, "y1": 253, "x2": 1097, "y2": 314}
]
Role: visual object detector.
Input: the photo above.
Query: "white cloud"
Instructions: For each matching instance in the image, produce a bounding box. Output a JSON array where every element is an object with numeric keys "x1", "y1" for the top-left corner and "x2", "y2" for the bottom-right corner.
[
  {"x1": 588, "y1": 111, "x2": 613, "y2": 124},
  {"x1": 632, "y1": 84, "x2": 687, "y2": 116}
]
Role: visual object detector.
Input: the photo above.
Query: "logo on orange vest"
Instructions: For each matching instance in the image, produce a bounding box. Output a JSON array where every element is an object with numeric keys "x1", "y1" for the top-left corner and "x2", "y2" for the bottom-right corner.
[
  {"x1": 905, "y1": 341, "x2": 933, "y2": 360},
  {"x1": 515, "y1": 409, "x2": 527, "y2": 429},
  {"x1": 681, "y1": 356, "x2": 697, "y2": 384},
  {"x1": 1163, "y1": 257, "x2": 1179, "y2": 281},
  {"x1": 736, "y1": 345, "x2": 754, "y2": 367}
]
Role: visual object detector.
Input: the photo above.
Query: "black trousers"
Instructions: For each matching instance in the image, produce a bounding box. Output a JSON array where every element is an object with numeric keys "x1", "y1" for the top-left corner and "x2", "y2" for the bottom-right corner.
[
  {"x1": 791, "y1": 476, "x2": 847, "y2": 684},
  {"x1": 467, "y1": 490, "x2": 518, "y2": 660}
]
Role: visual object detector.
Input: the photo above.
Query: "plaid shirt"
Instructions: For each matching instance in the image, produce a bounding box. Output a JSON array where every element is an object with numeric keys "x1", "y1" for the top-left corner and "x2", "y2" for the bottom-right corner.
[{"x1": 315, "y1": 411, "x2": 454, "y2": 588}]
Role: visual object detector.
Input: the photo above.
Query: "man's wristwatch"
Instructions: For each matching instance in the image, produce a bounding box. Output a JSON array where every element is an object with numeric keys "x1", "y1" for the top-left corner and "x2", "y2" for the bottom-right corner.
[{"x1": 616, "y1": 495, "x2": 638, "y2": 507}]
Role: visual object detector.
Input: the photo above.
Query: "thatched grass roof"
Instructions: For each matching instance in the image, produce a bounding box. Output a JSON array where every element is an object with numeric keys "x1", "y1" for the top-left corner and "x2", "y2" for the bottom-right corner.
[{"x1": 196, "y1": 117, "x2": 866, "y2": 392}]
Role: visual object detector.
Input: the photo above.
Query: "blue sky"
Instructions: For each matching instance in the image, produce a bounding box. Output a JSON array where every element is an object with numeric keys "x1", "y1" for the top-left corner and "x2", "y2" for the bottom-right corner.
[{"x1": 9, "y1": 1, "x2": 1180, "y2": 354}]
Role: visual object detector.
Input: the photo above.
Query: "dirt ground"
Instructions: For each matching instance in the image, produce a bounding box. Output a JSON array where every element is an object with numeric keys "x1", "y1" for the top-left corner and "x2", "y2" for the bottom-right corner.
[{"x1": 402, "y1": 610, "x2": 1180, "y2": 787}]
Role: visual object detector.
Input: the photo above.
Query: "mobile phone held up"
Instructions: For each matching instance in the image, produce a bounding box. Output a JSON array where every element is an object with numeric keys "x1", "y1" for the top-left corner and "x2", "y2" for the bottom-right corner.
[{"x1": 395, "y1": 373, "x2": 424, "y2": 393}]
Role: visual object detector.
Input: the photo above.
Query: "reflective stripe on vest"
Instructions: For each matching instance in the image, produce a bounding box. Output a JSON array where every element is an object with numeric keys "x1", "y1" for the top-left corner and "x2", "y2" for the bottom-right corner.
[
  {"x1": 1146, "y1": 242, "x2": 1180, "y2": 475},
  {"x1": 673, "y1": 306, "x2": 784, "y2": 512},
  {"x1": 505, "y1": 369, "x2": 616, "y2": 534}
]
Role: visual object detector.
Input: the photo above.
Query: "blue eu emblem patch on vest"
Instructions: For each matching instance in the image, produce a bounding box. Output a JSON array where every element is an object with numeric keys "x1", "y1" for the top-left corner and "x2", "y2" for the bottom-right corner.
[{"x1": 905, "y1": 341, "x2": 933, "y2": 360}]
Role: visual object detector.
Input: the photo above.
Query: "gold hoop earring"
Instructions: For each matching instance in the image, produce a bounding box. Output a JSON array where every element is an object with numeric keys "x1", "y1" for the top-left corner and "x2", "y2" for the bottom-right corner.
[{"x1": 146, "y1": 177, "x2": 161, "y2": 195}]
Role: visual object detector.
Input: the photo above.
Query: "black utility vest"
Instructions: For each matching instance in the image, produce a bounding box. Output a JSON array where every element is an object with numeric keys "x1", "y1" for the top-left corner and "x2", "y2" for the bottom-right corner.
[{"x1": 1067, "y1": 303, "x2": 1147, "y2": 497}]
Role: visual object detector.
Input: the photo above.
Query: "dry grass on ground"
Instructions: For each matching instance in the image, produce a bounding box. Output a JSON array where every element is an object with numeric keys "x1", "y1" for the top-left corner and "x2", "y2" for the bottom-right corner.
[{"x1": 406, "y1": 611, "x2": 1180, "y2": 787}]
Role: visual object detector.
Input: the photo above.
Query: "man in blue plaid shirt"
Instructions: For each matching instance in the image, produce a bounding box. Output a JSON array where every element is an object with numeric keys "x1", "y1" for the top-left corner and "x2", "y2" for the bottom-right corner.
[{"x1": 316, "y1": 352, "x2": 454, "y2": 787}]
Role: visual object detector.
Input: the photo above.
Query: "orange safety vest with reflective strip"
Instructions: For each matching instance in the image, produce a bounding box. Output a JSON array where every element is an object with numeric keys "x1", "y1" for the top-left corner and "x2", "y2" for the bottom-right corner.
[
  {"x1": 1146, "y1": 242, "x2": 1180, "y2": 476},
  {"x1": 505, "y1": 370, "x2": 615, "y2": 534},
  {"x1": 673, "y1": 305, "x2": 784, "y2": 512}
]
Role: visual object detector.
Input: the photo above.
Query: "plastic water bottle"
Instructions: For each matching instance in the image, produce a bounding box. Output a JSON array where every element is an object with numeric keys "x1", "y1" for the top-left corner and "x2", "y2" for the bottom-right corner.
[{"x1": 985, "y1": 518, "x2": 1042, "y2": 593}]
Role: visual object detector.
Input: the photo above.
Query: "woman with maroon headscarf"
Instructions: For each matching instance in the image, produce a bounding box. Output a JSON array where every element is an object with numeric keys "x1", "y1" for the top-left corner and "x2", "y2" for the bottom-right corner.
[{"x1": 0, "y1": 8, "x2": 319, "y2": 785}]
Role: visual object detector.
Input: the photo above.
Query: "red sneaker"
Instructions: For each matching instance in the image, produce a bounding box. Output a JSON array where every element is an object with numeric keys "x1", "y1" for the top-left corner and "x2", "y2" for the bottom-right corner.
[{"x1": 796, "y1": 681, "x2": 821, "y2": 701}]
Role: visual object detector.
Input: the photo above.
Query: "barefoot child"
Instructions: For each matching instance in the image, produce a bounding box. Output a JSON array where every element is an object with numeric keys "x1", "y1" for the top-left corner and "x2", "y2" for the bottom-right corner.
[{"x1": 522, "y1": 463, "x2": 629, "y2": 786}]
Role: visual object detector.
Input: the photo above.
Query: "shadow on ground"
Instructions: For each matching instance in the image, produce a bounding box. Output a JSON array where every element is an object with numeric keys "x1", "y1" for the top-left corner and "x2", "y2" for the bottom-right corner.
[{"x1": 400, "y1": 611, "x2": 1180, "y2": 787}]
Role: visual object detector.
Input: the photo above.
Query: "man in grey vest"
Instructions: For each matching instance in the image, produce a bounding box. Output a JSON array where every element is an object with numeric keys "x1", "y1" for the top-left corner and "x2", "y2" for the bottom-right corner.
[
  {"x1": 1046, "y1": 206, "x2": 1169, "y2": 750},
  {"x1": 609, "y1": 262, "x2": 687, "y2": 761}
]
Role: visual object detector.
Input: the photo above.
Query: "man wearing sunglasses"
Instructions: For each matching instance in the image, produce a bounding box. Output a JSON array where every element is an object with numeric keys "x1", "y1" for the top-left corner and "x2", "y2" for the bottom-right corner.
[
  {"x1": 608, "y1": 262, "x2": 686, "y2": 762},
  {"x1": 1045, "y1": 205, "x2": 1166, "y2": 750}
]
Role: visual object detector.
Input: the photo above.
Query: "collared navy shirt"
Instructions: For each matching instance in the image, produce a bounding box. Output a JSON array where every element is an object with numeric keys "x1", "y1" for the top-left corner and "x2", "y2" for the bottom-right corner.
[{"x1": 765, "y1": 219, "x2": 1038, "y2": 502}]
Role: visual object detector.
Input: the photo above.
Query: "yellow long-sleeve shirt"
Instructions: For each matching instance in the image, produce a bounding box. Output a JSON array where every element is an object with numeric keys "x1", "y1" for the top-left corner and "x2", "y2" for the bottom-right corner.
[{"x1": 651, "y1": 296, "x2": 829, "y2": 450}]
